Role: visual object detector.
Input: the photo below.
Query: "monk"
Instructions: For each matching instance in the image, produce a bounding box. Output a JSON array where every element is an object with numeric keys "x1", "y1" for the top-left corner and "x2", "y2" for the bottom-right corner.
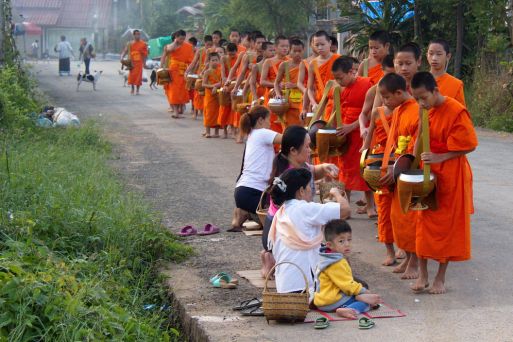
[
  {"x1": 160, "y1": 30, "x2": 194, "y2": 118},
  {"x1": 120, "y1": 29, "x2": 148, "y2": 95},
  {"x1": 410, "y1": 71, "x2": 477, "y2": 294},
  {"x1": 212, "y1": 30, "x2": 223, "y2": 48},
  {"x1": 307, "y1": 30, "x2": 340, "y2": 111},
  {"x1": 260, "y1": 35, "x2": 290, "y2": 133},
  {"x1": 427, "y1": 39, "x2": 466, "y2": 106},
  {"x1": 187, "y1": 37, "x2": 199, "y2": 115},
  {"x1": 274, "y1": 38, "x2": 305, "y2": 127},
  {"x1": 378, "y1": 73, "x2": 420, "y2": 280},
  {"x1": 330, "y1": 57, "x2": 374, "y2": 217},
  {"x1": 358, "y1": 55, "x2": 395, "y2": 141},
  {"x1": 249, "y1": 42, "x2": 275, "y2": 103},
  {"x1": 218, "y1": 43, "x2": 239, "y2": 138},
  {"x1": 231, "y1": 33, "x2": 266, "y2": 94},
  {"x1": 186, "y1": 35, "x2": 214, "y2": 119},
  {"x1": 330, "y1": 35, "x2": 338, "y2": 54},
  {"x1": 202, "y1": 52, "x2": 222, "y2": 138},
  {"x1": 229, "y1": 29, "x2": 246, "y2": 53},
  {"x1": 358, "y1": 30, "x2": 390, "y2": 85},
  {"x1": 298, "y1": 35, "x2": 318, "y2": 118}
]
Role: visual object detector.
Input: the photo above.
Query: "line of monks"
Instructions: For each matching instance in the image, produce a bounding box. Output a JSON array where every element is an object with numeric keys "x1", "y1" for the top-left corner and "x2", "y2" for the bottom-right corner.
[{"x1": 127, "y1": 28, "x2": 477, "y2": 295}]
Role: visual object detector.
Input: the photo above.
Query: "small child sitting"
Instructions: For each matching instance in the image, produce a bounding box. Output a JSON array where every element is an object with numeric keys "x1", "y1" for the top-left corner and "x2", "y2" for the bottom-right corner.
[{"x1": 314, "y1": 219, "x2": 382, "y2": 319}]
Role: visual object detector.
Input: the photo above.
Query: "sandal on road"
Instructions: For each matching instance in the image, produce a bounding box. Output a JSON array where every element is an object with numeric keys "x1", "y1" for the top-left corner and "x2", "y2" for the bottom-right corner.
[
  {"x1": 177, "y1": 225, "x2": 197, "y2": 237},
  {"x1": 233, "y1": 298, "x2": 261, "y2": 311},
  {"x1": 314, "y1": 317, "x2": 330, "y2": 329},
  {"x1": 211, "y1": 274, "x2": 237, "y2": 289},
  {"x1": 210, "y1": 272, "x2": 238, "y2": 285},
  {"x1": 358, "y1": 317, "x2": 375, "y2": 330},
  {"x1": 197, "y1": 224, "x2": 220, "y2": 236},
  {"x1": 241, "y1": 306, "x2": 264, "y2": 316}
]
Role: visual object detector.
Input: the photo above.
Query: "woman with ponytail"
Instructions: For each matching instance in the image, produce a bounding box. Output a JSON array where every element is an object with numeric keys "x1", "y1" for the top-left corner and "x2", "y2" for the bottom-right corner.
[
  {"x1": 267, "y1": 168, "x2": 349, "y2": 297},
  {"x1": 260, "y1": 125, "x2": 345, "y2": 278},
  {"x1": 230, "y1": 106, "x2": 282, "y2": 232}
]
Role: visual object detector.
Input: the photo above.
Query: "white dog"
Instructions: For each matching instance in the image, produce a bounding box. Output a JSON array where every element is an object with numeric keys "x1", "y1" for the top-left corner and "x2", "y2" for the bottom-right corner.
[
  {"x1": 77, "y1": 71, "x2": 103, "y2": 91},
  {"x1": 118, "y1": 69, "x2": 128, "y2": 87}
]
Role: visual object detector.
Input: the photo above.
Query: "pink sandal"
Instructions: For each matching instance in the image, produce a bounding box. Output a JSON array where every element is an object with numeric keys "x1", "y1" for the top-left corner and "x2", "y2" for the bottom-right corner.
[
  {"x1": 197, "y1": 224, "x2": 220, "y2": 236},
  {"x1": 177, "y1": 225, "x2": 197, "y2": 237}
]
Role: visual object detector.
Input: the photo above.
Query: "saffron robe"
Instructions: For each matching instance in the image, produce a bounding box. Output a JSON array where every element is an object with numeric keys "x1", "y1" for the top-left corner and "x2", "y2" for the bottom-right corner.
[
  {"x1": 203, "y1": 66, "x2": 221, "y2": 128},
  {"x1": 436, "y1": 73, "x2": 466, "y2": 107},
  {"x1": 164, "y1": 42, "x2": 194, "y2": 105},
  {"x1": 127, "y1": 40, "x2": 148, "y2": 86},
  {"x1": 311, "y1": 54, "x2": 340, "y2": 103}
]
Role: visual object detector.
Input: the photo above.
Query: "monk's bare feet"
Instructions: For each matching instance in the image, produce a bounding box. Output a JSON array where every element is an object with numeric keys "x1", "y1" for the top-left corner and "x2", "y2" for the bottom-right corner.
[
  {"x1": 396, "y1": 249, "x2": 406, "y2": 259},
  {"x1": 411, "y1": 278, "x2": 429, "y2": 293},
  {"x1": 356, "y1": 206, "x2": 366, "y2": 214},
  {"x1": 393, "y1": 258, "x2": 408, "y2": 273},
  {"x1": 401, "y1": 265, "x2": 419, "y2": 280},
  {"x1": 382, "y1": 255, "x2": 397, "y2": 266},
  {"x1": 429, "y1": 278, "x2": 446, "y2": 294},
  {"x1": 335, "y1": 308, "x2": 358, "y2": 319},
  {"x1": 366, "y1": 206, "x2": 377, "y2": 219}
]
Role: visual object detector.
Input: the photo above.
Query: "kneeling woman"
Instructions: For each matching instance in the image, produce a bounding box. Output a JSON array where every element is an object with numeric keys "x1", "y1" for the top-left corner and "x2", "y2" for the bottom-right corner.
[
  {"x1": 268, "y1": 168, "x2": 350, "y2": 298},
  {"x1": 231, "y1": 106, "x2": 282, "y2": 231}
]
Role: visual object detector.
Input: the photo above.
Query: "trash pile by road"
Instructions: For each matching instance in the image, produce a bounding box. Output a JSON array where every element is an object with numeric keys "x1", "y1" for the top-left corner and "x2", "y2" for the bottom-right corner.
[{"x1": 35, "y1": 106, "x2": 80, "y2": 127}]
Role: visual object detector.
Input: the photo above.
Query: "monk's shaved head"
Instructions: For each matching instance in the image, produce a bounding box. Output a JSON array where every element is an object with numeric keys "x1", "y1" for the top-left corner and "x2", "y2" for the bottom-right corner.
[
  {"x1": 397, "y1": 42, "x2": 421, "y2": 60},
  {"x1": 379, "y1": 73, "x2": 407, "y2": 93},
  {"x1": 332, "y1": 56, "x2": 355, "y2": 73},
  {"x1": 370, "y1": 30, "x2": 390, "y2": 46},
  {"x1": 429, "y1": 39, "x2": 450, "y2": 54},
  {"x1": 411, "y1": 71, "x2": 438, "y2": 92}
]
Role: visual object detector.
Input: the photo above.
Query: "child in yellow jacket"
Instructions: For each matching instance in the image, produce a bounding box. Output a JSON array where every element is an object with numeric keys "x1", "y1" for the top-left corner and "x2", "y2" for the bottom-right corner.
[{"x1": 314, "y1": 219, "x2": 383, "y2": 319}]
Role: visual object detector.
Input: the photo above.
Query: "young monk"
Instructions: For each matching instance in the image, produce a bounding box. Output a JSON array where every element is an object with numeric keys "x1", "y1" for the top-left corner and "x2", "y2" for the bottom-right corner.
[
  {"x1": 261, "y1": 35, "x2": 290, "y2": 133},
  {"x1": 229, "y1": 29, "x2": 246, "y2": 53},
  {"x1": 187, "y1": 37, "x2": 199, "y2": 115},
  {"x1": 410, "y1": 71, "x2": 477, "y2": 294},
  {"x1": 202, "y1": 52, "x2": 222, "y2": 138},
  {"x1": 298, "y1": 35, "x2": 318, "y2": 118},
  {"x1": 212, "y1": 30, "x2": 222, "y2": 48},
  {"x1": 358, "y1": 30, "x2": 391, "y2": 85},
  {"x1": 378, "y1": 72, "x2": 421, "y2": 280},
  {"x1": 186, "y1": 35, "x2": 214, "y2": 120},
  {"x1": 231, "y1": 33, "x2": 266, "y2": 95},
  {"x1": 274, "y1": 38, "x2": 305, "y2": 128},
  {"x1": 160, "y1": 30, "x2": 195, "y2": 118},
  {"x1": 427, "y1": 39, "x2": 466, "y2": 106},
  {"x1": 218, "y1": 43, "x2": 239, "y2": 138},
  {"x1": 120, "y1": 29, "x2": 148, "y2": 95},
  {"x1": 330, "y1": 36, "x2": 338, "y2": 54},
  {"x1": 250, "y1": 42, "x2": 275, "y2": 104},
  {"x1": 307, "y1": 30, "x2": 340, "y2": 111},
  {"x1": 329, "y1": 57, "x2": 375, "y2": 217}
]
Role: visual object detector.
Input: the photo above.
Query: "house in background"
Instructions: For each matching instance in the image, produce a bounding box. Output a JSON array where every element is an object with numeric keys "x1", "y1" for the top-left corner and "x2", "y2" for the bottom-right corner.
[
  {"x1": 12, "y1": 0, "x2": 112, "y2": 57},
  {"x1": 176, "y1": 2, "x2": 205, "y2": 37}
]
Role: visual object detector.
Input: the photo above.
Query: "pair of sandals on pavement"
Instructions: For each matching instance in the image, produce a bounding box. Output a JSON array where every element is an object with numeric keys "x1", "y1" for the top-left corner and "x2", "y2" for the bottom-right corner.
[
  {"x1": 178, "y1": 224, "x2": 220, "y2": 236},
  {"x1": 210, "y1": 272, "x2": 238, "y2": 289},
  {"x1": 314, "y1": 315, "x2": 376, "y2": 330},
  {"x1": 233, "y1": 297, "x2": 263, "y2": 316}
]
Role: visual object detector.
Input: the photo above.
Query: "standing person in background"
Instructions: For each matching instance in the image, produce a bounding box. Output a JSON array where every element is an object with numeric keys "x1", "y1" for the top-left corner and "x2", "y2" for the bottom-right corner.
[
  {"x1": 31, "y1": 40, "x2": 39, "y2": 60},
  {"x1": 79, "y1": 38, "x2": 94, "y2": 75},
  {"x1": 121, "y1": 30, "x2": 148, "y2": 95},
  {"x1": 55, "y1": 35, "x2": 74, "y2": 76}
]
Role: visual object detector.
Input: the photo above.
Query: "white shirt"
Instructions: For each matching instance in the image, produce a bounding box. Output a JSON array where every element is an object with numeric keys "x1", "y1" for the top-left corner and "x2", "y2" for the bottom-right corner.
[
  {"x1": 273, "y1": 199, "x2": 340, "y2": 298},
  {"x1": 56, "y1": 41, "x2": 73, "y2": 59},
  {"x1": 236, "y1": 128, "x2": 277, "y2": 191}
]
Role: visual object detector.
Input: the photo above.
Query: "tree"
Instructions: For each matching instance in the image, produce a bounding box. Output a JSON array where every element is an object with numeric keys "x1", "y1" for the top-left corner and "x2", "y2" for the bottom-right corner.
[{"x1": 454, "y1": 0, "x2": 464, "y2": 77}]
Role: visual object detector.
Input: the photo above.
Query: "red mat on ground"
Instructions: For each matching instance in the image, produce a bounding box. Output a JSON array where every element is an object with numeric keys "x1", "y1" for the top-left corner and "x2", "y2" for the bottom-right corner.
[{"x1": 304, "y1": 303, "x2": 405, "y2": 323}]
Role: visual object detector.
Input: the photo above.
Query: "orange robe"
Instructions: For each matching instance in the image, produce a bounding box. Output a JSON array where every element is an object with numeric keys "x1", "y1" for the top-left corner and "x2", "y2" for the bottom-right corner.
[
  {"x1": 311, "y1": 54, "x2": 340, "y2": 103},
  {"x1": 232, "y1": 52, "x2": 257, "y2": 127},
  {"x1": 416, "y1": 97, "x2": 477, "y2": 263},
  {"x1": 164, "y1": 42, "x2": 194, "y2": 105},
  {"x1": 203, "y1": 66, "x2": 221, "y2": 128},
  {"x1": 436, "y1": 73, "x2": 466, "y2": 107},
  {"x1": 336, "y1": 77, "x2": 373, "y2": 191},
  {"x1": 372, "y1": 107, "x2": 394, "y2": 244},
  {"x1": 127, "y1": 40, "x2": 148, "y2": 86},
  {"x1": 367, "y1": 63, "x2": 384, "y2": 86},
  {"x1": 264, "y1": 58, "x2": 288, "y2": 133},
  {"x1": 218, "y1": 55, "x2": 238, "y2": 127},
  {"x1": 279, "y1": 62, "x2": 303, "y2": 127},
  {"x1": 237, "y1": 45, "x2": 246, "y2": 53},
  {"x1": 193, "y1": 48, "x2": 209, "y2": 111},
  {"x1": 388, "y1": 98, "x2": 420, "y2": 253}
]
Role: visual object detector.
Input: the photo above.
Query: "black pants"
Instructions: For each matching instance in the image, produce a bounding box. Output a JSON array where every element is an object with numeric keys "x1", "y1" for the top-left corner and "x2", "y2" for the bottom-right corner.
[
  {"x1": 262, "y1": 213, "x2": 273, "y2": 251},
  {"x1": 84, "y1": 58, "x2": 91, "y2": 75},
  {"x1": 59, "y1": 58, "x2": 70, "y2": 74},
  {"x1": 234, "y1": 186, "x2": 262, "y2": 214}
]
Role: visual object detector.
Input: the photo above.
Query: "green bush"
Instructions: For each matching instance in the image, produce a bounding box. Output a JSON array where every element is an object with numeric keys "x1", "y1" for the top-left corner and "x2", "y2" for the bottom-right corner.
[{"x1": 0, "y1": 66, "x2": 191, "y2": 340}]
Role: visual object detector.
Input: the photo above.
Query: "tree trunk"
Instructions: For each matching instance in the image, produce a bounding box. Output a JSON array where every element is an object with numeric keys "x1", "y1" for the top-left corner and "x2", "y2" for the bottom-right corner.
[
  {"x1": 509, "y1": 0, "x2": 513, "y2": 46},
  {"x1": 454, "y1": 0, "x2": 464, "y2": 78},
  {"x1": 414, "y1": 0, "x2": 422, "y2": 43}
]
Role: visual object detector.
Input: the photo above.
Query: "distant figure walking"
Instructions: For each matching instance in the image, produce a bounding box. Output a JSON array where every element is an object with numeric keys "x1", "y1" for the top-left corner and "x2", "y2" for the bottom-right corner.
[
  {"x1": 55, "y1": 35, "x2": 74, "y2": 76},
  {"x1": 79, "y1": 38, "x2": 95, "y2": 75},
  {"x1": 31, "y1": 40, "x2": 39, "y2": 59}
]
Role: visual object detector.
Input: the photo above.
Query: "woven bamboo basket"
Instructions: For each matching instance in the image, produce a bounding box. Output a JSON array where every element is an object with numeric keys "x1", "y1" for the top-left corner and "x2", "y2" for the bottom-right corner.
[
  {"x1": 121, "y1": 59, "x2": 133, "y2": 70},
  {"x1": 362, "y1": 167, "x2": 382, "y2": 192},
  {"x1": 255, "y1": 190, "x2": 269, "y2": 226},
  {"x1": 262, "y1": 261, "x2": 309, "y2": 323},
  {"x1": 156, "y1": 68, "x2": 170, "y2": 85},
  {"x1": 195, "y1": 79, "x2": 205, "y2": 95},
  {"x1": 218, "y1": 90, "x2": 231, "y2": 106},
  {"x1": 319, "y1": 181, "x2": 346, "y2": 204}
]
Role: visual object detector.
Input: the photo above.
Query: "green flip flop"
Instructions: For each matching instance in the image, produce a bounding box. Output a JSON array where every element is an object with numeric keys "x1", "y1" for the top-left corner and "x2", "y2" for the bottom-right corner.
[
  {"x1": 211, "y1": 274, "x2": 237, "y2": 289},
  {"x1": 358, "y1": 317, "x2": 375, "y2": 330},
  {"x1": 210, "y1": 272, "x2": 238, "y2": 285},
  {"x1": 314, "y1": 317, "x2": 330, "y2": 329}
]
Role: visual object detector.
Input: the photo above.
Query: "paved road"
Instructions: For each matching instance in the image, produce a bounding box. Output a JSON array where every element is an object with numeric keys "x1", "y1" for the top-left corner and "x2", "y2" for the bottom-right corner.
[{"x1": 34, "y1": 61, "x2": 513, "y2": 342}]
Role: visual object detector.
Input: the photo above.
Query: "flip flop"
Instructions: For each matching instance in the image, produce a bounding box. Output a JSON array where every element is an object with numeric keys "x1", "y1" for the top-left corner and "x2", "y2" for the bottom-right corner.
[
  {"x1": 241, "y1": 306, "x2": 264, "y2": 316},
  {"x1": 177, "y1": 225, "x2": 197, "y2": 237},
  {"x1": 233, "y1": 298, "x2": 262, "y2": 311},
  {"x1": 358, "y1": 317, "x2": 375, "y2": 330},
  {"x1": 210, "y1": 272, "x2": 238, "y2": 285},
  {"x1": 211, "y1": 274, "x2": 237, "y2": 289},
  {"x1": 227, "y1": 226, "x2": 243, "y2": 232},
  {"x1": 197, "y1": 224, "x2": 220, "y2": 236},
  {"x1": 314, "y1": 317, "x2": 330, "y2": 329}
]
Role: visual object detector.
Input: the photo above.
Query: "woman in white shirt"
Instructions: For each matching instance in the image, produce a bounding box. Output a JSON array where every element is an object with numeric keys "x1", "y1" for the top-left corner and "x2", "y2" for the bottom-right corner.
[
  {"x1": 230, "y1": 106, "x2": 282, "y2": 232},
  {"x1": 268, "y1": 168, "x2": 350, "y2": 298}
]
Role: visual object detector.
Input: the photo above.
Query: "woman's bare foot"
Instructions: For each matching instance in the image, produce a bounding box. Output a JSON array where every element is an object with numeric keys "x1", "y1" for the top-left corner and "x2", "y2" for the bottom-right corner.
[
  {"x1": 260, "y1": 251, "x2": 275, "y2": 279},
  {"x1": 429, "y1": 278, "x2": 446, "y2": 294},
  {"x1": 393, "y1": 258, "x2": 408, "y2": 273},
  {"x1": 396, "y1": 249, "x2": 406, "y2": 259},
  {"x1": 335, "y1": 308, "x2": 358, "y2": 319}
]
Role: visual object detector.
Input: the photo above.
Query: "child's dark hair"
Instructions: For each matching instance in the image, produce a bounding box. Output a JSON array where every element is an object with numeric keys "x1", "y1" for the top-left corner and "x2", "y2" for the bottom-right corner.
[
  {"x1": 188, "y1": 37, "x2": 198, "y2": 47},
  {"x1": 226, "y1": 42, "x2": 237, "y2": 53},
  {"x1": 379, "y1": 72, "x2": 407, "y2": 93},
  {"x1": 381, "y1": 54, "x2": 394, "y2": 69},
  {"x1": 239, "y1": 105, "x2": 270, "y2": 136},
  {"x1": 332, "y1": 56, "x2": 354, "y2": 73},
  {"x1": 208, "y1": 52, "x2": 220, "y2": 61},
  {"x1": 369, "y1": 30, "x2": 390, "y2": 45},
  {"x1": 429, "y1": 38, "x2": 450, "y2": 54},
  {"x1": 411, "y1": 71, "x2": 437, "y2": 92},
  {"x1": 324, "y1": 219, "x2": 352, "y2": 242},
  {"x1": 270, "y1": 168, "x2": 312, "y2": 206},
  {"x1": 262, "y1": 41, "x2": 274, "y2": 51},
  {"x1": 204, "y1": 35, "x2": 213, "y2": 43},
  {"x1": 269, "y1": 125, "x2": 308, "y2": 185},
  {"x1": 397, "y1": 42, "x2": 421, "y2": 60}
]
